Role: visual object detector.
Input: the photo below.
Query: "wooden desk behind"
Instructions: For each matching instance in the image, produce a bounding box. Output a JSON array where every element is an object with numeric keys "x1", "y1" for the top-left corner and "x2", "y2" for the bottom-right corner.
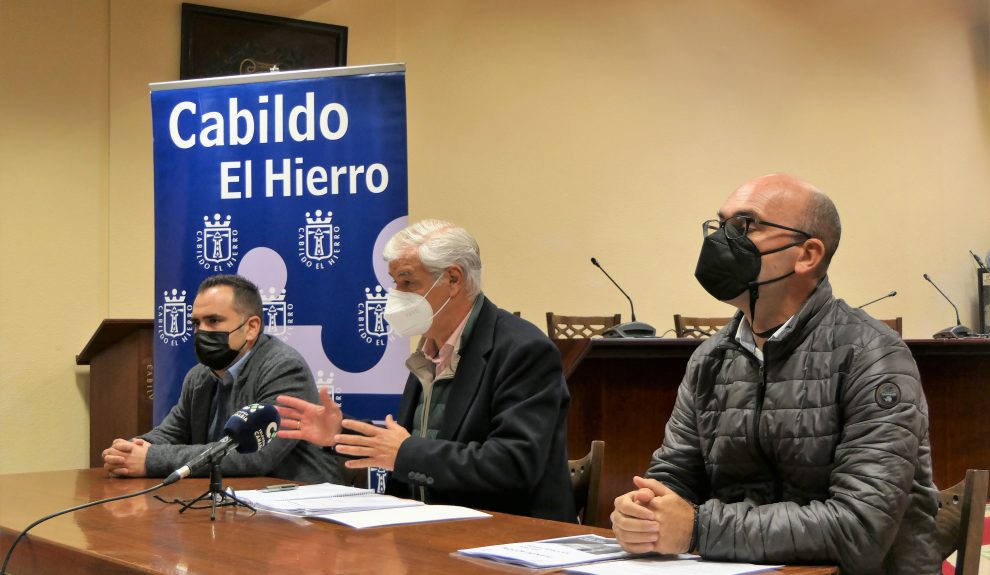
[
  {"x1": 559, "y1": 337, "x2": 990, "y2": 527},
  {"x1": 0, "y1": 469, "x2": 835, "y2": 575}
]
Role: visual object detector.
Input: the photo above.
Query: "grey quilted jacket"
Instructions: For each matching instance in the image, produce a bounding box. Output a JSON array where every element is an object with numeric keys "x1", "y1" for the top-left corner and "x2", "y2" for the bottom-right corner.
[{"x1": 647, "y1": 278, "x2": 940, "y2": 574}]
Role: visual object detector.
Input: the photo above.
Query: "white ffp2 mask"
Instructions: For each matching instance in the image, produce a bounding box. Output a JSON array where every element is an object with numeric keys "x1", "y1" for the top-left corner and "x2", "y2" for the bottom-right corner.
[{"x1": 383, "y1": 275, "x2": 450, "y2": 337}]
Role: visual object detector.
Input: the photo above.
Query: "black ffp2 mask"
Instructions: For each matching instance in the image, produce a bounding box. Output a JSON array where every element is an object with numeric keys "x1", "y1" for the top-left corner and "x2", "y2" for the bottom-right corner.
[
  {"x1": 194, "y1": 320, "x2": 249, "y2": 371},
  {"x1": 694, "y1": 227, "x2": 806, "y2": 332}
]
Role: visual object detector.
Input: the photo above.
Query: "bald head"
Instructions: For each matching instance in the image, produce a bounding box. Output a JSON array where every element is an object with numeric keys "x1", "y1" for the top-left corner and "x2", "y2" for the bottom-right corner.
[{"x1": 731, "y1": 174, "x2": 841, "y2": 274}]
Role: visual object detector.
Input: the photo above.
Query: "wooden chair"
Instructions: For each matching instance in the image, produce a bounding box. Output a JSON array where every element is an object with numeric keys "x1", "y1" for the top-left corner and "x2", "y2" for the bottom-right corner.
[
  {"x1": 673, "y1": 314, "x2": 731, "y2": 338},
  {"x1": 546, "y1": 313, "x2": 621, "y2": 339},
  {"x1": 935, "y1": 468, "x2": 988, "y2": 575},
  {"x1": 569, "y1": 440, "x2": 605, "y2": 526},
  {"x1": 880, "y1": 317, "x2": 903, "y2": 336}
]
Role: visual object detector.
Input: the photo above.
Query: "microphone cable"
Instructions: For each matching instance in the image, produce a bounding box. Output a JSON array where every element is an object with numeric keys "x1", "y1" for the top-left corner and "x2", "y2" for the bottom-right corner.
[{"x1": 1, "y1": 480, "x2": 166, "y2": 575}]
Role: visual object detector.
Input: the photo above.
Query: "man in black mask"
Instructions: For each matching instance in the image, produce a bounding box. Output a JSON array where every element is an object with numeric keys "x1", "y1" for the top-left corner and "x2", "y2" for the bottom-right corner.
[
  {"x1": 611, "y1": 174, "x2": 939, "y2": 574},
  {"x1": 102, "y1": 274, "x2": 341, "y2": 484}
]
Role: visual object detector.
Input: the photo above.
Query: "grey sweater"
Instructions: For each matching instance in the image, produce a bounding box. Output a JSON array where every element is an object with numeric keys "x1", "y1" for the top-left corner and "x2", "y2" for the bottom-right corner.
[{"x1": 140, "y1": 334, "x2": 342, "y2": 484}]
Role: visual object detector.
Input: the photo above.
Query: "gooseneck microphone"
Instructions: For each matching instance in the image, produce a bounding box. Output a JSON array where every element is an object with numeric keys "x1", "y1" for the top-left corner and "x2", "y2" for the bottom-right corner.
[
  {"x1": 969, "y1": 250, "x2": 989, "y2": 273},
  {"x1": 922, "y1": 273, "x2": 974, "y2": 338},
  {"x1": 857, "y1": 290, "x2": 897, "y2": 309},
  {"x1": 591, "y1": 257, "x2": 638, "y2": 321},
  {"x1": 164, "y1": 403, "x2": 280, "y2": 485},
  {"x1": 590, "y1": 257, "x2": 656, "y2": 338}
]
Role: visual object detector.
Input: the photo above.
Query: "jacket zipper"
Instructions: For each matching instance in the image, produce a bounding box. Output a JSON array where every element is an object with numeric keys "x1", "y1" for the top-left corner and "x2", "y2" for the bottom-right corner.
[{"x1": 752, "y1": 357, "x2": 783, "y2": 502}]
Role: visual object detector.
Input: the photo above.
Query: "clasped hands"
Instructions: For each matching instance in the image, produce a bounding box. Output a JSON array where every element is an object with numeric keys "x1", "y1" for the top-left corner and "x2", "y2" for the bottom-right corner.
[
  {"x1": 276, "y1": 387, "x2": 410, "y2": 471},
  {"x1": 103, "y1": 437, "x2": 150, "y2": 477},
  {"x1": 611, "y1": 476, "x2": 697, "y2": 555}
]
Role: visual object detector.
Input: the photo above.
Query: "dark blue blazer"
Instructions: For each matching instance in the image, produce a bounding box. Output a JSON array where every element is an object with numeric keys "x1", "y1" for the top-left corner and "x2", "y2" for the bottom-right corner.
[{"x1": 388, "y1": 296, "x2": 575, "y2": 522}]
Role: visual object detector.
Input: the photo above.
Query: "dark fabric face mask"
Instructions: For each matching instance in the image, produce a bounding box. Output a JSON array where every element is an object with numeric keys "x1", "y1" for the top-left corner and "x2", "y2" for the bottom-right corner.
[
  {"x1": 194, "y1": 319, "x2": 248, "y2": 371},
  {"x1": 694, "y1": 227, "x2": 805, "y2": 336},
  {"x1": 694, "y1": 227, "x2": 763, "y2": 301}
]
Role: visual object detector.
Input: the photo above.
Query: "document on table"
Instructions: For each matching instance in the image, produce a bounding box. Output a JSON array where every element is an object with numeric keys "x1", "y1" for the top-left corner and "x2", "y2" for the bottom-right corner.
[
  {"x1": 565, "y1": 555, "x2": 782, "y2": 575},
  {"x1": 313, "y1": 504, "x2": 491, "y2": 529},
  {"x1": 232, "y1": 483, "x2": 421, "y2": 515},
  {"x1": 458, "y1": 534, "x2": 639, "y2": 568},
  {"x1": 232, "y1": 482, "x2": 490, "y2": 528}
]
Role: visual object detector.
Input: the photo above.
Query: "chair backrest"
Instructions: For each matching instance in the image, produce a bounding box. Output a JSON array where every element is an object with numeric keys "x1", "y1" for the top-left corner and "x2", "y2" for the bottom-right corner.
[
  {"x1": 546, "y1": 313, "x2": 621, "y2": 339},
  {"x1": 880, "y1": 317, "x2": 903, "y2": 336},
  {"x1": 569, "y1": 440, "x2": 605, "y2": 526},
  {"x1": 673, "y1": 314, "x2": 731, "y2": 338},
  {"x1": 935, "y1": 468, "x2": 988, "y2": 575}
]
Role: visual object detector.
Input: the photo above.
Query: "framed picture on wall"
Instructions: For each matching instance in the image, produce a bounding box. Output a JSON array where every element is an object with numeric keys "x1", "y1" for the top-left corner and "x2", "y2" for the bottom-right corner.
[{"x1": 179, "y1": 3, "x2": 348, "y2": 80}]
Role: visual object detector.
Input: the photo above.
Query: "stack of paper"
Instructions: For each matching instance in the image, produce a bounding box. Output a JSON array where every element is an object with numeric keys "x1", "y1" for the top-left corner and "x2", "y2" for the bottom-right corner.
[
  {"x1": 459, "y1": 535, "x2": 783, "y2": 574},
  {"x1": 459, "y1": 534, "x2": 636, "y2": 568},
  {"x1": 231, "y1": 482, "x2": 491, "y2": 528},
  {"x1": 566, "y1": 556, "x2": 782, "y2": 575},
  {"x1": 319, "y1": 505, "x2": 491, "y2": 529},
  {"x1": 233, "y1": 483, "x2": 422, "y2": 515}
]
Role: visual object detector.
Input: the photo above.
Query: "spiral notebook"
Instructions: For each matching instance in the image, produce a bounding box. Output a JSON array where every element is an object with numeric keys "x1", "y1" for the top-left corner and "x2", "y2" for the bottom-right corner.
[{"x1": 233, "y1": 482, "x2": 424, "y2": 515}]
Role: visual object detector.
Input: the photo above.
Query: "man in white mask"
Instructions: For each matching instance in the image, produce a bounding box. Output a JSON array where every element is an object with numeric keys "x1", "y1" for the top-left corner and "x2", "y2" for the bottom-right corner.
[{"x1": 276, "y1": 219, "x2": 575, "y2": 521}]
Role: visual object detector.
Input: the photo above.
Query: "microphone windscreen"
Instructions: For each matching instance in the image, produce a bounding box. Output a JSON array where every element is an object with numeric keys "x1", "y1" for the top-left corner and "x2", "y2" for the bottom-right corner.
[{"x1": 223, "y1": 403, "x2": 281, "y2": 454}]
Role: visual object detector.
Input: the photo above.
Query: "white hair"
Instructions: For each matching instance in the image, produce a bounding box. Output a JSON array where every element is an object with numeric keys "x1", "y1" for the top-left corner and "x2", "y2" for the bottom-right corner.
[{"x1": 383, "y1": 219, "x2": 482, "y2": 297}]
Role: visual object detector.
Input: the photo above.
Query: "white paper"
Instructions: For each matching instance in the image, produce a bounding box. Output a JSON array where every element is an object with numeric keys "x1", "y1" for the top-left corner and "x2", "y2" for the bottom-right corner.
[
  {"x1": 233, "y1": 482, "x2": 370, "y2": 504},
  {"x1": 566, "y1": 556, "x2": 782, "y2": 575},
  {"x1": 316, "y1": 504, "x2": 491, "y2": 528},
  {"x1": 458, "y1": 534, "x2": 636, "y2": 568},
  {"x1": 233, "y1": 482, "x2": 401, "y2": 515},
  {"x1": 258, "y1": 493, "x2": 424, "y2": 515}
]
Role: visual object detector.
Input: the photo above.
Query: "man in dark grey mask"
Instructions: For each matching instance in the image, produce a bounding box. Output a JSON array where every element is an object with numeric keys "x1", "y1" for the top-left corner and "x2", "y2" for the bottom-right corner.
[
  {"x1": 611, "y1": 174, "x2": 939, "y2": 574},
  {"x1": 102, "y1": 274, "x2": 341, "y2": 485}
]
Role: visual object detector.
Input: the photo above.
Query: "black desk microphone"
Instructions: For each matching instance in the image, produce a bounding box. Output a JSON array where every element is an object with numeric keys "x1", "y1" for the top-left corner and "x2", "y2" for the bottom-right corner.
[
  {"x1": 590, "y1": 257, "x2": 656, "y2": 338},
  {"x1": 923, "y1": 273, "x2": 974, "y2": 338},
  {"x1": 857, "y1": 290, "x2": 896, "y2": 309}
]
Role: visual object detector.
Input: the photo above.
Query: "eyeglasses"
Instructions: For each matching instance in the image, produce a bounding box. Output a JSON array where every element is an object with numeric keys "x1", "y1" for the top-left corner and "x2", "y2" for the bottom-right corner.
[{"x1": 702, "y1": 215, "x2": 812, "y2": 240}]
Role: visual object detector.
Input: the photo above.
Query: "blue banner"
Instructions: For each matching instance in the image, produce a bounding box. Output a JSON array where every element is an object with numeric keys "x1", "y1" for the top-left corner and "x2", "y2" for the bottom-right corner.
[{"x1": 150, "y1": 66, "x2": 409, "y2": 424}]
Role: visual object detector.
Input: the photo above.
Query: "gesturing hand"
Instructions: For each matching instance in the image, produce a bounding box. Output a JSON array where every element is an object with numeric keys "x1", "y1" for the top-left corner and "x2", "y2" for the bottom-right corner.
[
  {"x1": 275, "y1": 387, "x2": 343, "y2": 447},
  {"x1": 332, "y1": 415, "x2": 410, "y2": 471}
]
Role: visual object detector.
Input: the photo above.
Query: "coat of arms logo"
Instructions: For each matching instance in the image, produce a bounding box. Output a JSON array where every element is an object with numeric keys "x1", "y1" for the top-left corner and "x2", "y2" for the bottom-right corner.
[
  {"x1": 358, "y1": 285, "x2": 389, "y2": 345},
  {"x1": 261, "y1": 287, "x2": 294, "y2": 337},
  {"x1": 196, "y1": 214, "x2": 239, "y2": 271},
  {"x1": 157, "y1": 288, "x2": 192, "y2": 345},
  {"x1": 298, "y1": 210, "x2": 340, "y2": 269}
]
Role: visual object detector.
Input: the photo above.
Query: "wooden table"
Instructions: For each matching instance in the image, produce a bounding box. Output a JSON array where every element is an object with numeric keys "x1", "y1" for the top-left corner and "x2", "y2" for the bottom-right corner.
[{"x1": 0, "y1": 469, "x2": 836, "y2": 574}]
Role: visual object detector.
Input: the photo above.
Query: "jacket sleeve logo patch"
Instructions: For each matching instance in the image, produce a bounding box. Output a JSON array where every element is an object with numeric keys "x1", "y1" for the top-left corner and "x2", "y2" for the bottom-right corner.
[{"x1": 875, "y1": 382, "x2": 901, "y2": 408}]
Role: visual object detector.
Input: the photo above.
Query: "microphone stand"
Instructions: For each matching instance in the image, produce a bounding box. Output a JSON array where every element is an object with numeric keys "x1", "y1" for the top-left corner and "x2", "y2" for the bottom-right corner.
[
  {"x1": 173, "y1": 457, "x2": 255, "y2": 521},
  {"x1": 857, "y1": 291, "x2": 896, "y2": 309},
  {"x1": 923, "y1": 273, "x2": 974, "y2": 339},
  {"x1": 590, "y1": 257, "x2": 656, "y2": 338}
]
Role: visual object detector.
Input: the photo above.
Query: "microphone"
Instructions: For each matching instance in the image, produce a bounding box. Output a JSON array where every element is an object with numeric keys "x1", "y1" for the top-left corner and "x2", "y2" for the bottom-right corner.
[
  {"x1": 922, "y1": 273, "x2": 974, "y2": 339},
  {"x1": 857, "y1": 290, "x2": 897, "y2": 309},
  {"x1": 590, "y1": 257, "x2": 656, "y2": 338},
  {"x1": 969, "y1": 250, "x2": 989, "y2": 273},
  {"x1": 163, "y1": 403, "x2": 280, "y2": 485}
]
